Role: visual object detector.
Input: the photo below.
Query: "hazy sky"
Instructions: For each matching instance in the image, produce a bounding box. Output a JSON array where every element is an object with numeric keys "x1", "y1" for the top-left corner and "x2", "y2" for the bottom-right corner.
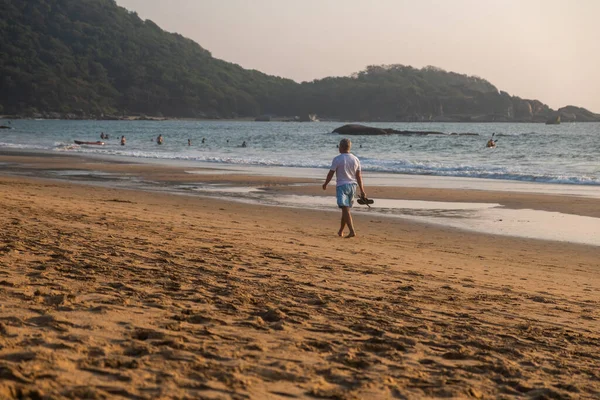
[{"x1": 115, "y1": 0, "x2": 600, "y2": 112}]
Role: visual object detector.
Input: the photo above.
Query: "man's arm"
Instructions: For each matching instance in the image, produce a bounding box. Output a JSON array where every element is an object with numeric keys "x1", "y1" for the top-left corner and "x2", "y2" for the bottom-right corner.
[
  {"x1": 322, "y1": 170, "x2": 335, "y2": 190},
  {"x1": 356, "y1": 170, "x2": 366, "y2": 197}
]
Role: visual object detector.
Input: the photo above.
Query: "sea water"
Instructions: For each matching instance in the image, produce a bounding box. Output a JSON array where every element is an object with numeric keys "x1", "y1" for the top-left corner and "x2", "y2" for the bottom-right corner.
[
  {"x1": 1, "y1": 119, "x2": 599, "y2": 186},
  {"x1": 2, "y1": 119, "x2": 600, "y2": 245}
]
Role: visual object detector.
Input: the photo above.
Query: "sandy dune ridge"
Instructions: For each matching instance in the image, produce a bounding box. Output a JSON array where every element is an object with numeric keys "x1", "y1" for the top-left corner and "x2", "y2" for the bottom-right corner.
[{"x1": 0, "y1": 168, "x2": 599, "y2": 398}]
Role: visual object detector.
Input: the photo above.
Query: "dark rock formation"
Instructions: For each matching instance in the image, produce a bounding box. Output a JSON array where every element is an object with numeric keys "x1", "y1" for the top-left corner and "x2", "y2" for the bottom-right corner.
[
  {"x1": 557, "y1": 106, "x2": 600, "y2": 122},
  {"x1": 333, "y1": 124, "x2": 389, "y2": 135},
  {"x1": 333, "y1": 124, "x2": 446, "y2": 136}
]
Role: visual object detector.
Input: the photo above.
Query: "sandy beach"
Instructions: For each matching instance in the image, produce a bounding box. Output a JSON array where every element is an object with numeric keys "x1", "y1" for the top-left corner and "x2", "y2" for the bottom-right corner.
[{"x1": 0, "y1": 153, "x2": 599, "y2": 399}]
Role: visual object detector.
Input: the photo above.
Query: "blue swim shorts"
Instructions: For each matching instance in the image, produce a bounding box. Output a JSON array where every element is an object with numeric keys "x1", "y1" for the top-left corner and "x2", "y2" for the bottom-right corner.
[{"x1": 336, "y1": 183, "x2": 357, "y2": 208}]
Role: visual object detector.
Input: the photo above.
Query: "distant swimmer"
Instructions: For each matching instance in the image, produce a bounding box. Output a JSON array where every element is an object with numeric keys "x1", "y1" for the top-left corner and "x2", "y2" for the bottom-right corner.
[
  {"x1": 120, "y1": 135, "x2": 126, "y2": 146},
  {"x1": 486, "y1": 133, "x2": 497, "y2": 148},
  {"x1": 157, "y1": 134, "x2": 163, "y2": 145},
  {"x1": 100, "y1": 132, "x2": 105, "y2": 139},
  {"x1": 241, "y1": 141, "x2": 247, "y2": 148},
  {"x1": 188, "y1": 139, "x2": 191, "y2": 146},
  {"x1": 202, "y1": 138, "x2": 206, "y2": 144}
]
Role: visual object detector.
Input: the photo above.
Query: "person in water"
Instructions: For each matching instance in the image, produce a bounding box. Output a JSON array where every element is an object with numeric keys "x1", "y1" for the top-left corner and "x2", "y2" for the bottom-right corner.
[
  {"x1": 241, "y1": 141, "x2": 247, "y2": 148},
  {"x1": 322, "y1": 138, "x2": 366, "y2": 238},
  {"x1": 486, "y1": 138, "x2": 496, "y2": 148},
  {"x1": 120, "y1": 135, "x2": 126, "y2": 146},
  {"x1": 188, "y1": 139, "x2": 191, "y2": 146},
  {"x1": 157, "y1": 134, "x2": 163, "y2": 145},
  {"x1": 100, "y1": 132, "x2": 105, "y2": 139}
]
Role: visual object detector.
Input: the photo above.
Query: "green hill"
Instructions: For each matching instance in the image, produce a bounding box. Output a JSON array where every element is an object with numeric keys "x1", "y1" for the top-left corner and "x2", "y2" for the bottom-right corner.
[
  {"x1": 0, "y1": 0, "x2": 296, "y2": 118},
  {"x1": 1, "y1": 0, "x2": 598, "y2": 122},
  {"x1": 283, "y1": 65, "x2": 556, "y2": 122}
]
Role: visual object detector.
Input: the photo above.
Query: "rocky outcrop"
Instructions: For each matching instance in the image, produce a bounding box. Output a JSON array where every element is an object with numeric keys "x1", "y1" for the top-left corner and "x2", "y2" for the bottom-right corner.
[
  {"x1": 557, "y1": 106, "x2": 600, "y2": 122},
  {"x1": 333, "y1": 124, "x2": 445, "y2": 136},
  {"x1": 333, "y1": 125, "x2": 388, "y2": 135}
]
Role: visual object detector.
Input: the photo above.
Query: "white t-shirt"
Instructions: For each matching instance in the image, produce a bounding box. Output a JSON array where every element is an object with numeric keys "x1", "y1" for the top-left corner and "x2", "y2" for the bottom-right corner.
[{"x1": 330, "y1": 153, "x2": 361, "y2": 186}]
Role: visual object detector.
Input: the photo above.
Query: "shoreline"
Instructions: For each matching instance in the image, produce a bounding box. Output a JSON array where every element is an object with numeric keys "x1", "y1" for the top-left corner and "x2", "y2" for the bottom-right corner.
[
  {"x1": 0, "y1": 162, "x2": 599, "y2": 398},
  {"x1": 3, "y1": 147, "x2": 600, "y2": 197},
  {"x1": 1, "y1": 149, "x2": 600, "y2": 246},
  {"x1": 3, "y1": 119, "x2": 599, "y2": 188}
]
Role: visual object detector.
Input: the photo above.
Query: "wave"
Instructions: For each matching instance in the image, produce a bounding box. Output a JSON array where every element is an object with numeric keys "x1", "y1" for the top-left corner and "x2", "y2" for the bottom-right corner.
[
  {"x1": 358, "y1": 158, "x2": 600, "y2": 185},
  {"x1": 0, "y1": 142, "x2": 39, "y2": 149},
  {"x1": 62, "y1": 146, "x2": 600, "y2": 186},
  {"x1": 0, "y1": 139, "x2": 597, "y2": 187},
  {"x1": 383, "y1": 169, "x2": 600, "y2": 186}
]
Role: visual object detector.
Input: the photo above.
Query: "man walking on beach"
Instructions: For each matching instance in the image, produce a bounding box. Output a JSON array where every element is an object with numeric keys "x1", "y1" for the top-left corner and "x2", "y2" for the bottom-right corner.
[{"x1": 323, "y1": 138, "x2": 366, "y2": 238}]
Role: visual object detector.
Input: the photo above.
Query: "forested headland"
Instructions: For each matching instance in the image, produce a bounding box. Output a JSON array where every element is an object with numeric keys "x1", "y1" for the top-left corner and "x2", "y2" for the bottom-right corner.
[{"x1": 1, "y1": 0, "x2": 599, "y2": 122}]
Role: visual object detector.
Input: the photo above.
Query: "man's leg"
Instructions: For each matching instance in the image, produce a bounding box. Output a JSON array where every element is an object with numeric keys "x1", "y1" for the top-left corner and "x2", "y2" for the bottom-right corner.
[
  {"x1": 341, "y1": 206, "x2": 356, "y2": 238},
  {"x1": 336, "y1": 186, "x2": 346, "y2": 236},
  {"x1": 338, "y1": 212, "x2": 346, "y2": 237}
]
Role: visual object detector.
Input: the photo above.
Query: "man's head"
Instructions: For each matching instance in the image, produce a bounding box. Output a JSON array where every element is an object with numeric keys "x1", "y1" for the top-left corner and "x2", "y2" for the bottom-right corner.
[{"x1": 339, "y1": 138, "x2": 352, "y2": 153}]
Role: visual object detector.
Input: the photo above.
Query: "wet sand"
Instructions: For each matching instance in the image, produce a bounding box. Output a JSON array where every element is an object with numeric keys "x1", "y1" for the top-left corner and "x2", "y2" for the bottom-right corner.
[{"x1": 0, "y1": 153, "x2": 599, "y2": 399}]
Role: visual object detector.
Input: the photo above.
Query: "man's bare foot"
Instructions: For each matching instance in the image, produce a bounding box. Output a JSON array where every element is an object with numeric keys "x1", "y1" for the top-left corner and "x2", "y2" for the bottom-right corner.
[
  {"x1": 338, "y1": 230, "x2": 344, "y2": 237},
  {"x1": 345, "y1": 231, "x2": 356, "y2": 238}
]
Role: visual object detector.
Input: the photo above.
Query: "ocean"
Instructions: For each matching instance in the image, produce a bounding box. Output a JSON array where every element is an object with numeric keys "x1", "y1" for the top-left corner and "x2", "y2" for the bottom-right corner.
[
  {"x1": 1, "y1": 119, "x2": 599, "y2": 186},
  {"x1": 2, "y1": 119, "x2": 600, "y2": 245}
]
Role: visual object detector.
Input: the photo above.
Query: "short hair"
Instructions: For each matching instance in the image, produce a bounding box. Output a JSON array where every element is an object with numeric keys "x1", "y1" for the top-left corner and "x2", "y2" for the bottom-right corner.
[{"x1": 339, "y1": 138, "x2": 352, "y2": 151}]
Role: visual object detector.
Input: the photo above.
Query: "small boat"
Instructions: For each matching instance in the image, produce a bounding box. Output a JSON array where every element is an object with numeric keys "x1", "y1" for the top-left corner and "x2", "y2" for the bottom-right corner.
[{"x1": 74, "y1": 140, "x2": 105, "y2": 145}]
